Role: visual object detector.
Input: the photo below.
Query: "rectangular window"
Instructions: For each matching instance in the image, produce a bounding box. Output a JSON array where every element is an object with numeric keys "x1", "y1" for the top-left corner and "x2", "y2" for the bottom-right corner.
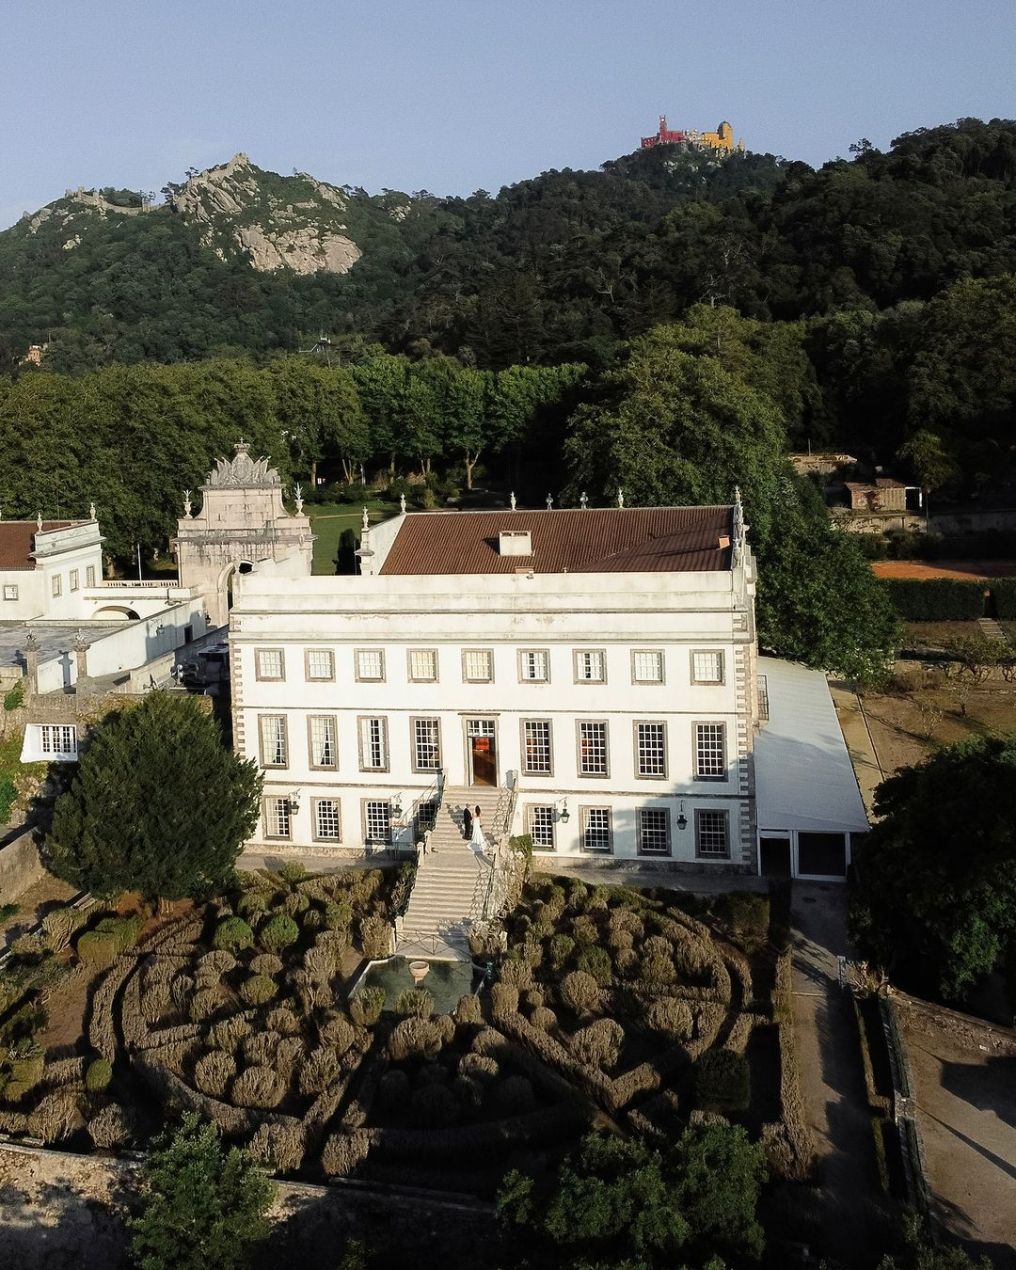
[
  {"x1": 40, "y1": 725, "x2": 76, "y2": 757},
  {"x1": 259, "y1": 715, "x2": 288, "y2": 768},
  {"x1": 408, "y1": 649, "x2": 438, "y2": 682},
  {"x1": 364, "y1": 799, "x2": 392, "y2": 844},
  {"x1": 638, "y1": 808, "x2": 671, "y2": 856},
  {"x1": 574, "y1": 649, "x2": 606, "y2": 682},
  {"x1": 85, "y1": 565, "x2": 96, "y2": 587},
  {"x1": 358, "y1": 716, "x2": 389, "y2": 771},
  {"x1": 2, "y1": 584, "x2": 17, "y2": 601},
  {"x1": 694, "y1": 722, "x2": 727, "y2": 780},
  {"x1": 305, "y1": 648, "x2": 334, "y2": 681},
  {"x1": 578, "y1": 721, "x2": 609, "y2": 776},
  {"x1": 51, "y1": 574, "x2": 62, "y2": 598},
  {"x1": 695, "y1": 808, "x2": 730, "y2": 859},
  {"x1": 632, "y1": 649, "x2": 664, "y2": 684},
  {"x1": 264, "y1": 796, "x2": 291, "y2": 840},
  {"x1": 519, "y1": 649, "x2": 549, "y2": 682},
  {"x1": 527, "y1": 805, "x2": 556, "y2": 851},
  {"x1": 581, "y1": 807, "x2": 612, "y2": 854},
  {"x1": 635, "y1": 721, "x2": 667, "y2": 778},
  {"x1": 691, "y1": 650, "x2": 725, "y2": 684},
  {"x1": 355, "y1": 649, "x2": 385, "y2": 682},
  {"x1": 412, "y1": 717, "x2": 442, "y2": 771},
  {"x1": 313, "y1": 798, "x2": 341, "y2": 841},
  {"x1": 414, "y1": 799, "x2": 439, "y2": 835},
  {"x1": 462, "y1": 648, "x2": 494, "y2": 682},
  {"x1": 255, "y1": 648, "x2": 284, "y2": 681},
  {"x1": 69, "y1": 569, "x2": 79, "y2": 592},
  {"x1": 522, "y1": 719, "x2": 553, "y2": 775},
  {"x1": 308, "y1": 715, "x2": 337, "y2": 768}
]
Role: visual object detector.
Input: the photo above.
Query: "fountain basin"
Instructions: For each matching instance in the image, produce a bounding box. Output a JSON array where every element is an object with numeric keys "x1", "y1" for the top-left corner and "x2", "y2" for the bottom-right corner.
[{"x1": 350, "y1": 956, "x2": 479, "y2": 1014}]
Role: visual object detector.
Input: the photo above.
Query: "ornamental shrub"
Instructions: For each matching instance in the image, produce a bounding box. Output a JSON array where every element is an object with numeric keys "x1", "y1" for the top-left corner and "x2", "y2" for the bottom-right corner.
[
  {"x1": 231, "y1": 1065, "x2": 284, "y2": 1109},
  {"x1": 640, "y1": 950, "x2": 676, "y2": 986},
  {"x1": 278, "y1": 861, "x2": 308, "y2": 885},
  {"x1": 171, "y1": 973, "x2": 195, "y2": 1012},
  {"x1": 491, "y1": 983, "x2": 519, "y2": 1018},
  {"x1": 303, "y1": 944, "x2": 337, "y2": 982},
  {"x1": 577, "y1": 945, "x2": 613, "y2": 987},
  {"x1": 455, "y1": 993, "x2": 482, "y2": 1024},
  {"x1": 208, "y1": 1015, "x2": 252, "y2": 1052},
  {"x1": 301, "y1": 907, "x2": 323, "y2": 932},
  {"x1": 298, "y1": 1046, "x2": 340, "y2": 1095},
  {"x1": 84, "y1": 1057, "x2": 114, "y2": 1092},
  {"x1": 28, "y1": 1091, "x2": 80, "y2": 1143},
  {"x1": 495, "y1": 1074, "x2": 537, "y2": 1114},
  {"x1": 275, "y1": 1036, "x2": 305, "y2": 1075},
  {"x1": 198, "y1": 950, "x2": 237, "y2": 978},
  {"x1": 885, "y1": 577, "x2": 984, "y2": 621},
  {"x1": 88, "y1": 1101, "x2": 134, "y2": 1150},
  {"x1": 395, "y1": 988, "x2": 434, "y2": 1019},
  {"x1": 321, "y1": 1130, "x2": 371, "y2": 1177},
  {"x1": 454, "y1": 1074, "x2": 484, "y2": 1110},
  {"x1": 695, "y1": 1049, "x2": 750, "y2": 1113},
  {"x1": 239, "y1": 974, "x2": 277, "y2": 1007},
  {"x1": 548, "y1": 933, "x2": 575, "y2": 972},
  {"x1": 349, "y1": 986, "x2": 385, "y2": 1027},
  {"x1": 388, "y1": 1018, "x2": 442, "y2": 1062},
  {"x1": 323, "y1": 898, "x2": 353, "y2": 930},
  {"x1": 615, "y1": 948, "x2": 639, "y2": 977},
  {"x1": 459, "y1": 1053, "x2": 500, "y2": 1085},
  {"x1": 281, "y1": 891, "x2": 310, "y2": 918},
  {"x1": 646, "y1": 997, "x2": 694, "y2": 1039},
  {"x1": 77, "y1": 931, "x2": 118, "y2": 969},
  {"x1": 213, "y1": 917, "x2": 254, "y2": 952},
  {"x1": 411, "y1": 1083, "x2": 458, "y2": 1129},
  {"x1": 571, "y1": 1018, "x2": 624, "y2": 1069},
  {"x1": 237, "y1": 891, "x2": 268, "y2": 920},
  {"x1": 247, "y1": 1121, "x2": 305, "y2": 1173},
  {"x1": 523, "y1": 988, "x2": 545, "y2": 1011},
  {"x1": 94, "y1": 914, "x2": 143, "y2": 954},
  {"x1": 570, "y1": 914, "x2": 599, "y2": 947},
  {"x1": 259, "y1": 914, "x2": 299, "y2": 954},
  {"x1": 359, "y1": 915, "x2": 392, "y2": 959},
  {"x1": 194, "y1": 1050, "x2": 237, "y2": 1098},
  {"x1": 559, "y1": 970, "x2": 599, "y2": 1015},
  {"x1": 242, "y1": 1032, "x2": 281, "y2": 1068},
  {"x1": 318, "y1": 1013, "x2": 355, "y2": 1054},
  {"x1": 9, "y1": 1053, "x2": 44, "y2": 1093},
  {"x1": 265, "y1": 1005, "x2": 301, "y2": 1036},
  {"x1": 189, "y1": 988, "x2": 223, "y2": 1022},
  {"x1": 499, "y1": 959, "x2": 533, "y2": 989},
  {"x1": 531, "y1": 1006, "x2": 557, "y2": 1030},
  {"x1": 377, "y1": 1069, "x2": 411, "y2": 1110}
]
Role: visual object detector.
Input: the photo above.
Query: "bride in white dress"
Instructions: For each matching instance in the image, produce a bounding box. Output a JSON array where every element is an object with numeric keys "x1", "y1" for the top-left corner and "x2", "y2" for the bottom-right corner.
[{"x1": 469, "y1": 805, "x2": 487, "y2": 857}]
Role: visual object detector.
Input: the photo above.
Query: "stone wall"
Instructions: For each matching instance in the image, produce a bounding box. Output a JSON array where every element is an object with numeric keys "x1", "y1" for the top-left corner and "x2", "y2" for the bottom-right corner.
[{"x1": 0, "y1": 827, "x2": 44, "y2": 901}]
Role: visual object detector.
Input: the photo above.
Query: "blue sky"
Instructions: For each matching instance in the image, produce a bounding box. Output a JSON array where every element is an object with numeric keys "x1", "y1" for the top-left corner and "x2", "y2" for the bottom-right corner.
[{"x1": 1, "y1": 0, "x2": 1013, "y2": 228}]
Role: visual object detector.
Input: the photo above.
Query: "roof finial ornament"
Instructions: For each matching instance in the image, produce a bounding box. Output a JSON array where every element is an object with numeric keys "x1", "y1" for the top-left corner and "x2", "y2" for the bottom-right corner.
[
  {"x1": 580, "y1": 491, "x2": 588, "y2": 510},
  {"x1": 546, "y1": 493, "x2": 554, "y2": 511},
  {"x1": 89, "y1": 501, "x2": 96, "y2": 521},
  {"x1": 293, "y1": 483, "x2": 304, "y2": 514},
  {"x1": 617, "y1": 488, "x2": 624, "y2": 509},
  {"x1": 399, "y1": 493, "x2": 406, "y2": 515},
  {"x1": 509, "y1": 491, "x2": 517, "y2": 510},
  {"x1": 183, "y1": 489, "x2": 192, "y2": 518},
  {"x1": 36, "y1": 511, "x2": 42, "y2": 531},
  {"x1": 734, "y1": 484, "x2": 742, "y2": 508},
  {"x1": 362, "y1": 506, "x2": 370, "y2": 532}
]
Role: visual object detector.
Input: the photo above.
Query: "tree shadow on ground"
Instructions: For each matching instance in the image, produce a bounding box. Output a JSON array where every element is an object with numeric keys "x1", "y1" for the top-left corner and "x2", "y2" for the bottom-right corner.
[{"x1": 940, "y1": 1055, "x2": 1016, "y2": 1128}]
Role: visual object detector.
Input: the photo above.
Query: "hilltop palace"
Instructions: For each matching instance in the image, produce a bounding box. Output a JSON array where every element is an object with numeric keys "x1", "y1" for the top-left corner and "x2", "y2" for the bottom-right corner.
[{"x1": 1, "y1": 445, "x2": 867, "y2": 937}]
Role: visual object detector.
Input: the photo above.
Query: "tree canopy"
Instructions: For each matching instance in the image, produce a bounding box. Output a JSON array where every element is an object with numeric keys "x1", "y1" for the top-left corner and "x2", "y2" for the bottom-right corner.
[
  {"x1": 850, "y1": 733, "x2": 1016, "y2": 1000},
  {"x1": 46, "y1": 693, "x2": 261, "y2": 904}
]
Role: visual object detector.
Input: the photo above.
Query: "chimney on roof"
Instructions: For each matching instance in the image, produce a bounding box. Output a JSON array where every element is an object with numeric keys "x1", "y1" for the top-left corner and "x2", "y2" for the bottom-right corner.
[
  {"x1": 718, "y1": 534, "x2": 731, "y2": 550},
  {"x1": 498, "y1": 530, "x2": 532, "y2": 557}
]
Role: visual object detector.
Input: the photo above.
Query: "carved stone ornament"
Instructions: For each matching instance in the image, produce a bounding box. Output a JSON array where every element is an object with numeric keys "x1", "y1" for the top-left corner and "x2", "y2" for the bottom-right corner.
[{"x1": 205, "y1": 440, "x2": 281, "y2": 489}]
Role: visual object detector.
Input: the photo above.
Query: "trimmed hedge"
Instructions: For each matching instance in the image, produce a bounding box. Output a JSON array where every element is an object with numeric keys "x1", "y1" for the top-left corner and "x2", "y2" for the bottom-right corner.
[{"x1": 885, "y1": 578, "x2": 985, "y2": 620}]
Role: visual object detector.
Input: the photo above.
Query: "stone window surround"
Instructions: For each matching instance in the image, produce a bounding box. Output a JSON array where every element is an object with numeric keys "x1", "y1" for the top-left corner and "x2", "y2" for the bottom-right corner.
[
  {"x1": 520, "y1": 717, "x2": 554, "y2": 777},
  {"x1": 307, "y1": 714, "x2": 338, "y2": 769},
  {"x1": 633, "y1": 719, "x2": 668, "y2": 779}
]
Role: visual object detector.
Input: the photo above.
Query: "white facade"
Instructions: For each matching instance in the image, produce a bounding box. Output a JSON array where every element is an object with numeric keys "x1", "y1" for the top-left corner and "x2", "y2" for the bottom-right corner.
[
  {"x1": 0, "y1": 520, "x2": 104, "y2": 621},
  {"x1": 231, "y1": 507, "x2": 760, "y2": 872}
]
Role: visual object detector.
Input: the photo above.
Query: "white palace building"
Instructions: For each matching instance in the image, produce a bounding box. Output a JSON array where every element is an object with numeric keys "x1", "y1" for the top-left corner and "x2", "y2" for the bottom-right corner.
[{"x1": 229, "y1": 490, "x2": 868, "y2": 888}]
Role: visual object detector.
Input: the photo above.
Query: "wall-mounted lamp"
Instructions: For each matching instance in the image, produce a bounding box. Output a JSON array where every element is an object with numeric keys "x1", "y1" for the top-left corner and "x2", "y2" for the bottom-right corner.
[
  {"x1": 391, "y1": 793, "x2": 404, "y2": 821},
  {"x1": 287, "y1": 789, "x2": 302, "y2": 816},
  {"x1": 556, "y1": 798, "x2": 570, "y2": 824},
  {"x1": 676, "y1": 799, "x2": 688, "y2": 832}
]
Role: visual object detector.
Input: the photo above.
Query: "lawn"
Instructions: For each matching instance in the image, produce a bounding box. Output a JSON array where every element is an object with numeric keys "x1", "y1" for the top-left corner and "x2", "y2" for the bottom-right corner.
[{"x1": 307, "y1": 498, "x2": 400, "y2": 575}]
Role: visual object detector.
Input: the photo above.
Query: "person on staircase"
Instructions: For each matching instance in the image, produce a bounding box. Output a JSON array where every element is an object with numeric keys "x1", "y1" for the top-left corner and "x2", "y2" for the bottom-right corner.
[
  {"x1": 469, "y1": 804, "x2": 488, "y2": 859},
  {"x1": 462, "y1": 805, "x2": 473, "y2": 841}
]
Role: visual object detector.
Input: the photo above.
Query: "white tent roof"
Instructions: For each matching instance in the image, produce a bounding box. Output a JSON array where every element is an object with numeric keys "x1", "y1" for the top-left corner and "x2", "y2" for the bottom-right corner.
[{"x1": 755, "y1": 657, "x2": 869, "y2": 837}]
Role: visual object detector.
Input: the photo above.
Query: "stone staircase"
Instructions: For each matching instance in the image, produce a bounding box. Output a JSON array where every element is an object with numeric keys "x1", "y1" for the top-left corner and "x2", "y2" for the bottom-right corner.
[{"x1": 396, "y1": 786, "x2": 503, "y2": 961}]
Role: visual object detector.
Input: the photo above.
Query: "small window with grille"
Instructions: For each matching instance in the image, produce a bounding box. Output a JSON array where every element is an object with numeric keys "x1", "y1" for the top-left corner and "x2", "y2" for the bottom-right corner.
[
  {"x1": 694, "y1": 722, "x2": 727, "y2": 780},
  {"x1": 632, "y1": 649, "x2": 664, "y2": 684},
  {"x1": 691, "y1": 650, "x2": 724, "y2": 684},
  {"x1": 574, "y1": 649, "x2": 606, "y2": 682},
  {"x1": 364, "y1": 799, "x2": 392, "y2": 844},
  {"x1": 527, "y1": 805, "x2": 556, "y2": 851},
  {"x1": 519, "y1": 649, "x2": 549, "y2": 682},
  {"x1": 413, "y1": 718, "x2": 441, "y2": 771},
  {"x1": 309, "y1": 715, "x2": 337, "y2": 768},
  {"x1": 259, "y1": 715, "x2": 288, "y2": 768},
  {"x1": 408, "y1": 649, "x2": 438, "y2": 682},
  {"x1": 305, "y1": 648, "x2": 335, "y2": 681},
  {"x1": 313, "y1": 799, "x2": 341, "y2": 841},
  {"x1": 522, "y1": 720, "x2": 552, "y2": 775},
  {"x1": 255, "y1": 648, "x2": 284, "y2": 681},
  {"x1": 695, "y1": 808, "x2": 730, "y2": 858},
  {"x1": 635, "y1": 721, "x2": 667, "y2": 778},
  {"x1": 40, "y1": 725, "x2": 76, "y2": 758},
  {"x1": 637, "y1": 808, "x2": 670, "y2": 856},
  {"x1": 462, "y1": 649, "x2": 494, "y2": 682},
  {"x1": 264, "y1": 796, "x2": 291, "y2": 840},
  {"x1": 355, "y1": 649, "x2": 385, "y2": 681},
  {"x1": 359, "y1": 717, "x2": 388, "y2": 771},
  {"x1": 581, "y1": 806, "x2": 612, "y2": 853},
  {"x1": 578, "y1": 720, "x2": 609, "y2": 776}
]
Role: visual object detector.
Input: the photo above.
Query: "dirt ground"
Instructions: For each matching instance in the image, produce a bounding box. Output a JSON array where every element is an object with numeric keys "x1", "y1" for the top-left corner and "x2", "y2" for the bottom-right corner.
[
  {"x1": 872, "y1": 560, "x2": 1016, "y2": 580},
  {"x1": 0, "y1": 875, "x2": 77, "y2": 951},
  {"x1": 897, "y1": 998, "x2": 1016, "y2": 1268}
]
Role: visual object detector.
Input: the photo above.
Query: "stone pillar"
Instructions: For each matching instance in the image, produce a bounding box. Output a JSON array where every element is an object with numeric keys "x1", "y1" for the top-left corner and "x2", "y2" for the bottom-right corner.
[
  {"x1": 73, "y1": 631, "x2": 91, "y2": 695},
  {"x1": 21, "y1": 632, "x2": 39, "y2": 699}
]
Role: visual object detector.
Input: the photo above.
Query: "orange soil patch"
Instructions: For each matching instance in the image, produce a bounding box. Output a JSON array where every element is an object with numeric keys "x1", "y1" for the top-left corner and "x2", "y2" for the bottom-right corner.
[{"x1": 871, "y1": 559, "x2": 1016, "y2": 581}]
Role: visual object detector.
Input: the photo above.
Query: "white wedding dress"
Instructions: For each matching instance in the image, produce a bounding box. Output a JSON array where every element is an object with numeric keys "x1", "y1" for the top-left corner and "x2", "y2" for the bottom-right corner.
[{"x1": 469, "y1": 813, "x2": 487, "y2": 856}]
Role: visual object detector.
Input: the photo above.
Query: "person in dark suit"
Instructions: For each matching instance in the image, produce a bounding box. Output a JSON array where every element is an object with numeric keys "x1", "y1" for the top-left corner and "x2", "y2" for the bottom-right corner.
[{"x1": 462, "y1": 806, "x2": 473, "y2": 840}]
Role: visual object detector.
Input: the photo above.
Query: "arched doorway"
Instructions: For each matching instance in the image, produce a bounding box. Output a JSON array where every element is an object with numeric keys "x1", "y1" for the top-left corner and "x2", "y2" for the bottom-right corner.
[{"x1": 92, "y1": 605, "x2": 141, "y2": 621}]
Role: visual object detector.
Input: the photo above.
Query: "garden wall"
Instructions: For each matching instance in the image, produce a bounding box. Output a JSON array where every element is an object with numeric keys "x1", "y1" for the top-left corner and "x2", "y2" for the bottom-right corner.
[{"x1": 0, "y1": 826, "x2": 44, "y2": 900}]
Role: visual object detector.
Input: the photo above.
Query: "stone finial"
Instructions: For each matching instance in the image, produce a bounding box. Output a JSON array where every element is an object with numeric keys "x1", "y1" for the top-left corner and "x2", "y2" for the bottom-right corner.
[
  {"x1": 579, "y1": 492, "x2": 588, "y2": 510},
  {"x1": 399, "y1": 493, "x2": 406, "y2": 515},
  {"x1": 73, "y1": 629, "x2": 88, "y2": 653},
  {"x1": 510, "y1": 492, "x2": 517, "y2": 510},
  {"x1": 617, "y1": 488, "x2": 625, "y2": 509},
  {"x1": 89, "y1": 501, "x2": 96, "y2": 521},
  {"x1": 183, "y1": 489, "x2": 192, "y2": 517},
  {"x1": 362, "y1": 507, "x2": 370, "y2": 531},
  {"x1": 546, "y1": 493, "x2": 553, "y2": 511},
  {"x1": 73, "y1": 629, "x2": 90, "y2": 689},
  {"x1": 24, "y1": 630, "x2": 39, "y2": 653},
  {"x1": 294, "y1": 483, "x2": 304, "y2": 514},
  {"x1": 36, "y1": 511, "x2": 43, "y2": 531}
]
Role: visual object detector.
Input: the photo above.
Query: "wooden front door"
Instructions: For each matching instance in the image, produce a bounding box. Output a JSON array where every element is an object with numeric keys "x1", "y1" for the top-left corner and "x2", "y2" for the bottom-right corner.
[{"x1": 468, "y1": 719, "x2": 497, "y2": 786}]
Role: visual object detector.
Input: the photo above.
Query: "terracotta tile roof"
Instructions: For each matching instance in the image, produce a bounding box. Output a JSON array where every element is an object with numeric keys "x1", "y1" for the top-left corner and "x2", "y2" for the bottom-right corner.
[
  {"x1": 0, "y1": 521, "x2": 78, "y2": 571},
  {"x1": 378, "y1": 507, "x2": 734, "y2": 576}
]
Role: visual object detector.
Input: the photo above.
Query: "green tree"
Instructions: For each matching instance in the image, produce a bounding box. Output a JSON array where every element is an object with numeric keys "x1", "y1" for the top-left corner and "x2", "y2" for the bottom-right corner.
[
  {"x1": 46, "y1": 693, "x2": 261, "y2": 904},
  {"x1": 877, "y1": 1214, "x2": 991, "y2": 1269},
  {"x1": 850, "y1": 733, "x2": 1016, "y2": 1000},
  {"x1": 129, "y1": 1113, "x2": 274, "y2": 1270},
  {"x1": 498, "y1": 1123, "x2": 765, "y2": 1269}
]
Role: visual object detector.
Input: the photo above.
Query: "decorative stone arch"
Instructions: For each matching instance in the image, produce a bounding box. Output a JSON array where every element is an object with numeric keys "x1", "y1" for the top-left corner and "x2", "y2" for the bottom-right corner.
[
  {"x1": 217, "y1": 559, "x2": 256, "y2": 615},
  {"x1": 92, "y1": 605, "x2": 141, "y2": 621}
]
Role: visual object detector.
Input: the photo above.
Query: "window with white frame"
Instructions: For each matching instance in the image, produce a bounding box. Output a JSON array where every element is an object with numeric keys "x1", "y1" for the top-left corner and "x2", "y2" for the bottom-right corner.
[
  {"x1": 522, "y1": 720, "x2": 552, "y2": 775},
  {"x1": 574, "y1": 649, "x2": 605, "y2": 682},
  {"x1": 259, "y1": 715, "x2": 288, "y2": 767},
  {"x1": 637, "y1": 808, "x2": 671, "y2": 856},
  {"x1": 694, "y1": 722, "x2": 727, "y2": 780},
  {"x1": 632, "y1": 649, "x2": 664, "y2": 684},
  {"x1": 414, "y1": 799, "x2": 439, "y2": 833},
  {"x1": 462, "y1": 648, "x2": 493, "y2": 682},
  {"x1": 408, "y1": 649, "x2": 438, "y2": 682},
  {"x1": 359, "y1": 716, "x2": 388, "y2": 771},
  {"x1": 255, "y1": 648, "x2": 284, "y2": 681},
  {"x1": 355, "y1": 649, "x2": 385, "y2": 682},
  {"x1": 2, "y1": 584, "x2": 17, "y2": 601},
  {"x1": 578, "y1": 720, "x2": 609, "y2": 776},
  {"x1": 40, "y1": 725, "x2": 76, "y2": 757},
  {"x1": 527, "y1": 805, "x2": 556, "y2": 851},
  {"x1": 691, "y1": 650, "x2": 725, "y2": 684},
  {"x1": 85, "y1": 565, "x2": 96, "y2": 587},
  {"x1": 581, "y1": 806, "x2": 612, "y2": 853},
  {"x1": 264, "y1": 796, "x2": 291, "y2": 839},
  {"x1": 313, "y1": 798, "x2": 341, "y2": 841},
  {"x1": 364, "y1": 799, "x2": 392, "y2": 844},
  {"x1": 305, "y1": 648, "x2": 334, "y2": 681},
  {"x1": 519, "y1": 649, "x2": 549, "y2": 682},
  {"x1": 635, "y1": 721, "x2": 667, "y2": 778},
  {"x1": 51, "y1": 574, "x2": 62, "y2": 598},
  {"x1": 413, "y1": 718, "x2": 441, "y2": 771},
  {"x1": 69, "y1": 569, "x2": 79, "y2": 592},
  {"x1": 309, "y1": 715, "x2": 337, "y2": 768},
  {"x1": 695, "y1": 808, "x2": 730, "y2": 858}
]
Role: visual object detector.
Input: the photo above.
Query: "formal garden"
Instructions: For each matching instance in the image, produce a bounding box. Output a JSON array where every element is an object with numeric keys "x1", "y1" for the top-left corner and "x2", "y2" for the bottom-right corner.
[{"x1": 0, "y1": 857, "x2": 813, "y2": 1200}]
